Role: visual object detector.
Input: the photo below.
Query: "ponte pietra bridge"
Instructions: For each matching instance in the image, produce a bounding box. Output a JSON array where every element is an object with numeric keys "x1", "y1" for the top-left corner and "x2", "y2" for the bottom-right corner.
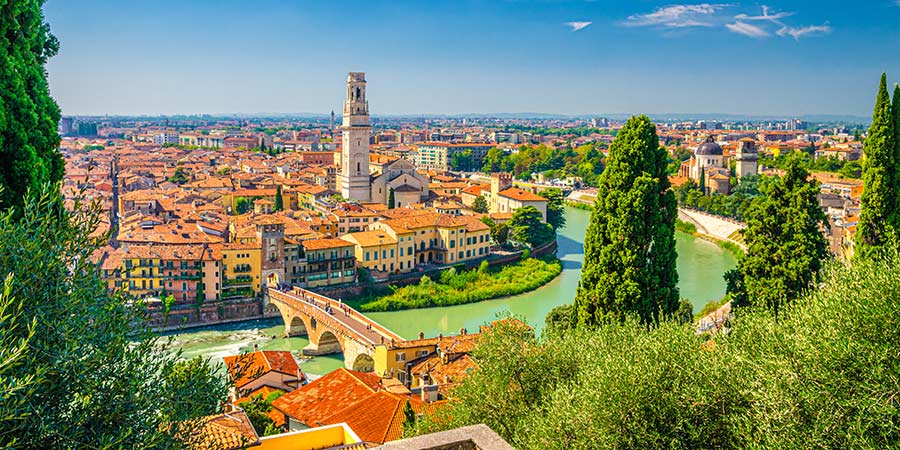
[{"x1": 267, "y1": 287, "x2": 405, "y2": 371}]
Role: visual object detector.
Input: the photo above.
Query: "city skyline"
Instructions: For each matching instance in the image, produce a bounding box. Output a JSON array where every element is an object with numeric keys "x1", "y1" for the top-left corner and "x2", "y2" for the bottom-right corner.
[{"x1": 44, "y1": 0, "x2": 900, "y2": 117}]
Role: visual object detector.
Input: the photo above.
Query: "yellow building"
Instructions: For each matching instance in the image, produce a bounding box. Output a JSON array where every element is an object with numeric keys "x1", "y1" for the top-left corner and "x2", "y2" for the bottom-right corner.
[
  {"x1": 222, "y1": 242, "x2": 262, "y2": 298},
  {"x1": 373, "y1": 341, "x2": 435, "y2": 382},
  {"x1": 255, "y1": 423, "x2": 362, "y2": 450},
  {"x1": 371, "y1": 212, "x2": 491, "y2": 267},
  {"x1": 340, "y1": 230, "x2": 412, "y2": 274}
]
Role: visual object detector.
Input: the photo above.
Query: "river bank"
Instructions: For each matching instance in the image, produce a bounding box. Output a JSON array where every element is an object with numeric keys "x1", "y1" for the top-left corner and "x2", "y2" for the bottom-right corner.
[
  {"x1": 166, "y1": 207, "x2": 737, "y2": 375},
  {"x1": 353, "y1": 256, "x2": 562, "y2": 312}
]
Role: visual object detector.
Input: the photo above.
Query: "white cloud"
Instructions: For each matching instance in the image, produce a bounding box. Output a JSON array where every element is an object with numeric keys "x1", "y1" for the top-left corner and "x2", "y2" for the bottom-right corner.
[
  {"x1": 776, "y1": 24, "x2": 832, "y2": 39},
  {"x1": 623, "y1": 4, "x2": 833, "y2": 40},
  {"x1": 734, "y1": 5, "x2": 794, "y2": 22},
  {"x1": 624, "y1": 4, "x2": 730, "y2": 28},
  {"x1": 564, "y1": 21, "x2": 593, "y2": 32},
  {"x1": 726, "y1": 21, "x2": 769, "y2": 37}
]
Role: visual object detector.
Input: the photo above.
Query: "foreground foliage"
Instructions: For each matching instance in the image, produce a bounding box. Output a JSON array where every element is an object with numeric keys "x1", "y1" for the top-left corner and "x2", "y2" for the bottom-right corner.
[
  {"x1": 417, "y1": 252, "x2": 900, "y2": 448},
  {"x1": 0, "y1": 190, "x2": 228, "y2": 448},
  {"x1": 359, "y1": 257, "x2": 562, "y2": 312}
]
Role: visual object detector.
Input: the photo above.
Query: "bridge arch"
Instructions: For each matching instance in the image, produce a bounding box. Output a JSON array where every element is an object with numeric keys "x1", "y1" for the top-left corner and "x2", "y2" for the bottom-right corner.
[
  {"x1": 351, "y1": 353, "x2": 375, "y2": 372},
  {"x1": 287, "y1": 316, "x2": 308, "y2": 337},
  {"x1": 313, "y1": 330, "x2": 343, "y2": 355}
]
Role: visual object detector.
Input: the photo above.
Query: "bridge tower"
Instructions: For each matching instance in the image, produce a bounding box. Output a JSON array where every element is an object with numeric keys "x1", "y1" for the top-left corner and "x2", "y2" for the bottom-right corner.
[{"x1": 257, "y1": 221, "x2": 285, "y2": 289}]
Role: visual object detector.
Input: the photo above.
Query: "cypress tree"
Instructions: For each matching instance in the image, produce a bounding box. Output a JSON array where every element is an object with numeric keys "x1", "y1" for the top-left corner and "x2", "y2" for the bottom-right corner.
[
  {"x1": 725, "y1": 157, "x2": 828, "y2": 317},
  {"x1": 0, "y1": 0, "x2": 64, "y2": 212},
  {"x1": 274, "y1": 185, "x2": 284, "y2": 211},
  {"x1": 856, "y1": 73, "x2": 897, "y2": 259},
  {"x1": 388, "y1": 187, "x2": 396, "y2": 209},
  {"x1": 574, "y1": 115, "x2": 679, "y2": 326},
  {"x1": 893, "y1": 83, "x2": 900, "y2": 218}
]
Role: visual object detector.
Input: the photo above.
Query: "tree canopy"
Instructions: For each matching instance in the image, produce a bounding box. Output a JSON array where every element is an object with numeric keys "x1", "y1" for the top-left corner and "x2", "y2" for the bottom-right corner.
[
  {"x1": 508, "y1": 205, "x2": 554, "y2": 248},
  {"x1": 725, "y1": 157, "x2": 829, "y2": 316},
  {"x1": 856, "y1": 73, "x2": 899, "y2": 258},
  {"x1": 0, "y1": 188, "x2": 227, "y2": 448},
  {"x1": 538, "y1": 188, "x2": 566, "y2": 230},
  {"x1": 0, "y1": 0, "x2": 64, "y2": 212},
  {"x1": 574, "y1": 115, "x2": 679, "y2": 326}
]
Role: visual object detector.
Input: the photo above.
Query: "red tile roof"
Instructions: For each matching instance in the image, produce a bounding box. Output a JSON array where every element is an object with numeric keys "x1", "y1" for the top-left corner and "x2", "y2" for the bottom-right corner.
[
  {"x1": 223, "y1": 350, "x2": 300, "y2": 389},
  {"x1": 271, "y1": 368, "x2": 381, "y2": 427}
]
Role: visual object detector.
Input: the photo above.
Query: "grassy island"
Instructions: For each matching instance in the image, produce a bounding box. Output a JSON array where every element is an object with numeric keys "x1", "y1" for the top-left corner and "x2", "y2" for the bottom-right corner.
[{"x1": 355, "y1": 256, "x2": 562, "y2": 312}]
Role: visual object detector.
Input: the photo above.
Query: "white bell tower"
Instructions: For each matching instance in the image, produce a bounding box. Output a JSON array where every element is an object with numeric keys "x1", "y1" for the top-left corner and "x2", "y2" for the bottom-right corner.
[{"x1": 340, "y1": 72, "x2": 371, "y2": 202}]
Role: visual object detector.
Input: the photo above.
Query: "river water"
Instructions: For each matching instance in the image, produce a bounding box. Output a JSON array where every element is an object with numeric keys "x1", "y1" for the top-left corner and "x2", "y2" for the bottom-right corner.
[{"x1": 166, "y1": 207, "x2": 737, "y2": 375}]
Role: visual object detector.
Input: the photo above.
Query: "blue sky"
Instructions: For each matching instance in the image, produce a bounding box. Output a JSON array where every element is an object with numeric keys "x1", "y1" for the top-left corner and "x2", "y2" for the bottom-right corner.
[{"x1": 44, "y1": 1, "x2": 900, "y2": 117}]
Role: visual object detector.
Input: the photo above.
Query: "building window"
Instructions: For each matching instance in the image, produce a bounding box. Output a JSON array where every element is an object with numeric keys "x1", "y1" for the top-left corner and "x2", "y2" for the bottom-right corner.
[{"x1": 395, "y1": 352, "x2": 406, "y2": 362}]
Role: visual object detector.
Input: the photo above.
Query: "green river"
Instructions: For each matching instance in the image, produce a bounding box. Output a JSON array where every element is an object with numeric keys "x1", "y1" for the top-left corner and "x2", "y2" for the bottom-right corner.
[{"x1": 167, "y1": 206, "x2": 737, "y2": 375}]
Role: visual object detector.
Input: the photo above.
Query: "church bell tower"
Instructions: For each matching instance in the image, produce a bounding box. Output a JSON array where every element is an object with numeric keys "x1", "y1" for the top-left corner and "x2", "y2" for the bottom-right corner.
[{"x1": 340, "y1": 72, "x2": 371, "y2": 202}]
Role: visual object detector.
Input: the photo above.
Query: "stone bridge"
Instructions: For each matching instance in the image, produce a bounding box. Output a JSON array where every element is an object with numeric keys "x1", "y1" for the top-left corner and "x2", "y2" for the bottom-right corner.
[{"x1": 268, "y1": 287, "x2": 405, "y2": 372}]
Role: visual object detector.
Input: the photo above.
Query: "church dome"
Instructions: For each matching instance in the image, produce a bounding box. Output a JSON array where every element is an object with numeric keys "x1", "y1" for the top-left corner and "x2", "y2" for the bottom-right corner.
[{"x1": 695, "y1": 136, "x2": 723, "y2": 156}]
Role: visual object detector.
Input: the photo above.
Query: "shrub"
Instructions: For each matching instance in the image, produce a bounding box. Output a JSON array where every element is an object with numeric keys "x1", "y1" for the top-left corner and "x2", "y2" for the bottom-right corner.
[{"x1": 415, "y1": 252, "x2": 900, "y2": 448}]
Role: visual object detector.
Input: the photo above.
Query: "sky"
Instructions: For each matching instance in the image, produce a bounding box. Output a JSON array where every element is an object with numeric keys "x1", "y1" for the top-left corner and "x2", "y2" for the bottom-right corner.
[{"x1": 43, "y1": 0, "x2": 900, "y2": 117}]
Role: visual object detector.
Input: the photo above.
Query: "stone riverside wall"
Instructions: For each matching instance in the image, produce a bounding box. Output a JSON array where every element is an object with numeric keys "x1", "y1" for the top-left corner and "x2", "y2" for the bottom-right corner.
[
  {"x1": 678, "y1": 208, "x2": 747, "y2": 251},
  {"x1": 148, "y1": 298, "x2": 271, "y2": 332}
]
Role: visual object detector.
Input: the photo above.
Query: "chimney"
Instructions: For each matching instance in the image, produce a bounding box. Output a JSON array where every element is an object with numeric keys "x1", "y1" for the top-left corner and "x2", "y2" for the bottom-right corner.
[
  {"x1": 418, "y1": 331, "x2": 424, "y2": 340},
  {"x1": 253, "y1": 343, "x2": 258, "y2": 352}
]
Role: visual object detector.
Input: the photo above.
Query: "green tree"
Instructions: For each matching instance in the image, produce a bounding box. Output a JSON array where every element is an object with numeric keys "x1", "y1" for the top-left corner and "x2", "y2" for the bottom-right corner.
[
  {"x1": 544, "y1": 303, "x2": 575, "y2": 333},
  {"x1": 0, "y1": 188, "x2": 228, "y2": 447},
  {"x1": 674, "y1": 299, "x2": 693, "y2": 324},
  {"x1": 402, "y1": 400, "x2": 417, "y2": 436},
  {"x1": 725, "y1": 157, "x2": 829, "y2": 316},
  {"x1": 388, "y1": 187, "x2": 396, "y2": 209},
  {"x1": 472, "y1": 195, "x2": 489, "y2": 213},
  {"x1": 242, "y1": 391, "x2": 285, "y2": 436},
  {"x1": 574, "y1": 115, "x2": 679, "y2": 326},
  {"x1": 235, "y1": 196, "x2": 251, "y2": 214},
  {"x1": 493, "y1": 221, "x2": 510, "y2": 246},
  {"x1": 538, "y1": 188, "x2": 566, "y2": 230},
  {"x1": 167, "y1": 166, "x2": 188, "y2": 185},
  {"x1": 856, "y1": 73, "x2": 899, "y2": 259},
  {"x1": 451, "y1": 150, "x2": 474, "y2": 171},
  {"x1": 894, "y1": 83, "x2": 900, "y2": 198},
  {"x1": 509, "y1": 206, "x2": 554, "y2": 248},
  {"x1": 274, "y1": 185, "x2": 284, "y2": 211},
  {"x1": 0, "y1": 1, "x2": 64, "y2": 212},
  {"x1": 482, "y1": 147, "x2": 505, "y2": 172}
]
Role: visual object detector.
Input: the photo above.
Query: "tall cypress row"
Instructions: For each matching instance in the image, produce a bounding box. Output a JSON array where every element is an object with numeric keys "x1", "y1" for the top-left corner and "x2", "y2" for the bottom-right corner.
[
  {"x1": 574, "y1": 115, "x2": 679, "y2": 326},
  {"x1": 0, "y1": 0, "x2": 64, "y2": 212},
  {"x1": 856, "y1": 73, "x2": 897, "y2": 259}
]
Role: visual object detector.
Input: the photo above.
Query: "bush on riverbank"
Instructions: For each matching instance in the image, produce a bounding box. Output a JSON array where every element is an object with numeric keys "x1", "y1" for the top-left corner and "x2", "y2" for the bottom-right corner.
[
  {"x1": 675, "y1": 218, "x2": 697, "y2": 234},
  {"x1": 358, "y1": 257, "x2": 562, "y2": 312},
  {"x1": 414, "y1": 252, "x2": 900, "y2": 449},
  {"x1": 565, "y1": 201, "x2": 593, "y2": 211}
]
